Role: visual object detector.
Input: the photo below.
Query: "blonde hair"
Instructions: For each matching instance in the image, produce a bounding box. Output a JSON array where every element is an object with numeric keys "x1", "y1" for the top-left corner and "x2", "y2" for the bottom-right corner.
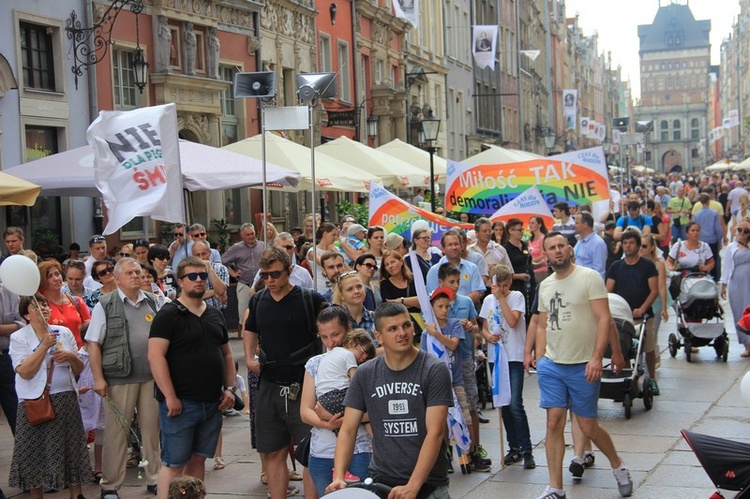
[
  {"x1": 332, "y1": 272, "x2": 364, "y2": 306},
  {"x1": 641, "y1": 234, "x2": 663, "y2": 262},
  {"x1": 489, "y1": 264, "x2": 513, "y2": 284}
]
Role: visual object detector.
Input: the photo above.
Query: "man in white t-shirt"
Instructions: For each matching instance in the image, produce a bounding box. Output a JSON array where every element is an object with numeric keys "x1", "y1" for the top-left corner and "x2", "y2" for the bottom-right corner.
[{"x1": 534, "y1": 232, "x2": 631, "y2": 499}]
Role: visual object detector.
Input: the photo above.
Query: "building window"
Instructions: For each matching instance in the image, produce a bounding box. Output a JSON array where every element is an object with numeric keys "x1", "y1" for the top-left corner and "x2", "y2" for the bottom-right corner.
[
  {"x1": 337, "y1": 42, "x2": 351, "y2": 103},
  {"x1": 113, "y1": 47, "x2": 137, "y2": 109},
  {"x1": 194, "y1": 31, "x2": 206, "y2": 73},
  {"x1": 20, "y1": 22, "x2": 55, "y2": 91},
  {"x1": 220, "y1": 65, "x2": 238, "y2": 145},
  {"x1": 319, "y1": 34, "x2": 332, "y2": 72},
  {"x1": 673, "y1": 119, "x2": 681, "y2": 140},
  {"x1": 169, "y1": 26, "x2": 181, "y2": 68},
  {"x1": 660, "y1": 120, "x2": 669, "y2": 141},
  {"x1": 25, "y1": 125, "x2": 62, "y2": 239},
  {"x1": 691, "y1": 118, "x2": 699, "y2": 140},
  {"x1": 375, "y1": 59, "x2": 383, "y2": 84}
]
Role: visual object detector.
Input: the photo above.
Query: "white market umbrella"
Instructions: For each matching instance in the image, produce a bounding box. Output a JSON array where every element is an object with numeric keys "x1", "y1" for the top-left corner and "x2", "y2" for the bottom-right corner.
[
  {"x1": 317, "y1": 136, "x2": 426, "y2": 188},
  {"x1": 222, "y1": 132, "x2": 378, "y2": 193},
  {"x1": 4, "y1": 140, "x2": 300, "y2": 197},
  {"x1": 377, "y1": 138, "x2": 448, "y2": 185},
  {"x1": 0, "y1": 171, "x2": 41, "y2": 206},
  {"x1": 462, "y1": 145, "x2": 541, "y2": 167}
]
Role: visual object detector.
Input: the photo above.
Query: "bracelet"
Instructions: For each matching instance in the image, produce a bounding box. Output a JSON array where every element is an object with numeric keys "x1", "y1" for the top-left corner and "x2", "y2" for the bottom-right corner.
[{"x1": 401, "y1": 297, "x2": 404, "y2": 304}]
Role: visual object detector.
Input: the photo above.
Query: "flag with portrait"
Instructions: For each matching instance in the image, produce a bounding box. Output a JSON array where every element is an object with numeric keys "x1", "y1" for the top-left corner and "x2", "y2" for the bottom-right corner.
[
  {"x1": 393, "y1": 0, "x2": 419, "y2": 27},
  {"x1": 472, "y1": 25, "x2": 498, "y2": 70}
]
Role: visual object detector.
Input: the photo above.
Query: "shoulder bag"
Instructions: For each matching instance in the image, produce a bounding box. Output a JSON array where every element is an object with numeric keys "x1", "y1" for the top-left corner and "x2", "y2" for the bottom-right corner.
[{"x1": 24, "y1": 359, "x2": 56, "y2": 426}]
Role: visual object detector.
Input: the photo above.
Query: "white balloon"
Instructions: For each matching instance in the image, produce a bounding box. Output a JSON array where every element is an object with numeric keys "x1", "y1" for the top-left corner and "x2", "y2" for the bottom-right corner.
[
  {"x1": 0, "y1": 254, "x2": 40, "y2": 296},
  {"x1": 742, "y1": 371, "x2": 750, "y2": 408}
]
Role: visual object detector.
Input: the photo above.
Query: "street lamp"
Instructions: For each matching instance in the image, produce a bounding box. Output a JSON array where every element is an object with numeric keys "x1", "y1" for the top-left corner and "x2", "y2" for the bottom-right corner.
[
  {"x1": 544, "y1": 129, "x2": 556, "y2": 154},
  {"x1": 421, "y1": 110, "x2": 441, "y2": 213},
  {"x1": 366, "y1": 112, "x2": 378, "y2": 139}
]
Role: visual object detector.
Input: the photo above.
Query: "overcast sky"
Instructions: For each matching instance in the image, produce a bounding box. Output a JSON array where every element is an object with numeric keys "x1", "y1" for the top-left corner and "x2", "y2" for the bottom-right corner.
[{"x1": 564, "y1": 0, "x2": 741, "y2": 100}]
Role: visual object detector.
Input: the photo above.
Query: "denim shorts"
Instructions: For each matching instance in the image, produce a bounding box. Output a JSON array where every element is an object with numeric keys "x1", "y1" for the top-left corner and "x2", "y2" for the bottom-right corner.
[
  {"x1": 159, "y1": 399, "x2": 223, "y2": 467},
  {"x1": 536, "y1": 356, "x2": 600, "y2": 418}
]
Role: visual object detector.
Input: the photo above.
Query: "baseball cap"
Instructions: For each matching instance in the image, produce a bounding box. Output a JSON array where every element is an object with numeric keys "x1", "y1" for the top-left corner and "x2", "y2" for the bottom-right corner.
[
  {"x1": 384, "y1": 232, "x2": 404, "y2": 251},
  {"x1": 429, "y1": 286, "x2": 455, "y2": 302},
  {"x1": 347, "y1": 224, "x2": 367, "y2": 236}
]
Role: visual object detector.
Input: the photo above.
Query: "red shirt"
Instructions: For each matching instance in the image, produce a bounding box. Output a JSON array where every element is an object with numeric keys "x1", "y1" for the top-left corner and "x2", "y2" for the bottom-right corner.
[{"x1": 47, "y1": 295, "x2": 90, "y2": 348}]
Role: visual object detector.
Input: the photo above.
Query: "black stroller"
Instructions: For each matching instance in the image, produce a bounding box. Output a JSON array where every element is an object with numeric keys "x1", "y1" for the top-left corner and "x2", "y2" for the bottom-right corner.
[
  {"x1": 682, "y1": 429, "x2": 750, "y2": 498},
  {"x1": 599, "y1": 293, "x2": 655, "y2": 419},
  {"x1": 668, "y1": 271, "x2": 729, "y2": 363}
]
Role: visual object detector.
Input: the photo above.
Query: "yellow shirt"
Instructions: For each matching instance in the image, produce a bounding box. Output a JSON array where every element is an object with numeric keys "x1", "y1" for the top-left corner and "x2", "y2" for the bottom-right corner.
[
  {"x1": 691, "y1": 199, "x2": 724, "y2": 216},
  {"x1": 538, "y1": 265, "x2": 608, "y2": 364}
]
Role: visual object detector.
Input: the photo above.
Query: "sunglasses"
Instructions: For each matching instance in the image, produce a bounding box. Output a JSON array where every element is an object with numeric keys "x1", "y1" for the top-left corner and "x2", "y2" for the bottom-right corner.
[
  {"x1": 191, "y1": 232, "x2": 206, "y2": 238},
  {"x1": 97, "y1": 266, "x2": 114, "y2": 276},
  {"x1": 183, "y1": 272, "x2": 208, "y2": 281},
  {"x1": 739, "y1": 228, "x2": 750, "y2": 235},
  {"x1": 259, "y1": 270, "x2": 284, "y2": 280},
  {"x1": 641, "y1": 244, "x2": 650, "y2": 249},
  {"x1": 339, "y1": 270, "x2": 359, "y2": 279},
  {"x1": 344, "y1": 217, "x2": 357, "y2": 223},
  {"x1": 281, "y1": 244, "x2": 295, "y2": 250},
  {"x1": 362, "y1": 262, "x2": 378, "y2": 270},
  {"x1": 154, "y1": 255, "x2": 169, "y2": 260},
  {"x1": 174, "y1": 232, "x2": 184, "y2": 237},
  {"x1": 135, "y1": 239, "x2": 149, "y2": 246},
  {"x1": 91, "y1": 236, "x2": 106, "y2": 243},
  {"x1": 119, "y1": 252, "x2": 131, "y2": 257}
]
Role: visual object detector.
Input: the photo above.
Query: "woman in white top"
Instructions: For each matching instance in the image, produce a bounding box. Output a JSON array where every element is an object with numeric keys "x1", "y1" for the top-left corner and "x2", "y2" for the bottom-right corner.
[
  {"x1": 9, "y1": 294, "x2": 93, "y2": 497},
  {"x1": 666, "y1": 221, "x2": 715, "y2": 274},
  {"x1": 729, "y1": 194, "x2": 750, "y2": 242}
]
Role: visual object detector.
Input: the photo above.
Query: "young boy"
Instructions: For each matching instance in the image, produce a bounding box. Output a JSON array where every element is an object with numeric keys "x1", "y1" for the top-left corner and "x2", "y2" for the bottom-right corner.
[
  {"x1": 437, "y1": 263, "x2": 491, "y2": 472},
  {"x1": 480, "y1": 264, "x2": 535, "y2": 469}
]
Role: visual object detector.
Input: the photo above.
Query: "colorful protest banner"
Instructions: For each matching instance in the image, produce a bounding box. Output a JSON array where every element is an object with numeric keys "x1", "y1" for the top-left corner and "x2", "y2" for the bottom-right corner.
[
  {"x1": 489, "y1": 185, "x2": 554, "y2": 229},
  {"x1": 88, "y1": 103, "x2": 184, "y2": 235},
  {"x1": 368, "y1": 182, "x2": 471, "y2": 245},
  {"x1": 443, "y1": 147, "x2": 610, "y2": 217}
]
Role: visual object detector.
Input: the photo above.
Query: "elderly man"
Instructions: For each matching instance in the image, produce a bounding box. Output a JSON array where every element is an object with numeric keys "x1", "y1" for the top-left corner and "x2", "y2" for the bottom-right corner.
[
  {"x1": 426, "y1": 229, "x2": 486, "y2": 304},
  {"x1": 188, "y1": 223, "x2": 221, "y2": 264},
  {"x1": 222, "y1": 223, "x2": 267, "y2": 319},
  {"x1": 192, "y1": 240, "x2": 229, "y2": 309},
  {"x1": 251, "y1": 232, "x2": 314, "y2": 290},
  {"x1": 469, "y1": 217, "x2": 514, "y2": 282},
  {"x1": 87, "y1": 258, "x2": 163, "y2": 498}
]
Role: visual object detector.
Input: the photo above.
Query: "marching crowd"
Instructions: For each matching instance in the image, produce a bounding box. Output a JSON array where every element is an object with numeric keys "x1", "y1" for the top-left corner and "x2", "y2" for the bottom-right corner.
[{"x1": 0, "y1": 169, "x2": 748, "y2": 499}]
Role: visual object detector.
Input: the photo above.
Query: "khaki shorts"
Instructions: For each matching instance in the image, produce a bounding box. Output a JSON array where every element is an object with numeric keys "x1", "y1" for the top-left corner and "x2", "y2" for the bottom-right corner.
[
  {"x1": 634, "y1": 317, "x2": 655, "y2": 354},
  {"x1": 454, "y1": 385, "x2": 472, "y2": 428}
]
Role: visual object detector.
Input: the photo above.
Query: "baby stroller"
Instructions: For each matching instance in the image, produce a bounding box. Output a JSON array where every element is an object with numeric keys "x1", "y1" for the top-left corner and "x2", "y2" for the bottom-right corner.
[
  {"x1": 599, "y1": 293, "x2": 655, "y2": 419},
  {"x1": 668, "y1": 271, "x2": 728, "y2": 363},
  {"x1": 682, "y1": 429, "x2": 750, "y2": 498}
]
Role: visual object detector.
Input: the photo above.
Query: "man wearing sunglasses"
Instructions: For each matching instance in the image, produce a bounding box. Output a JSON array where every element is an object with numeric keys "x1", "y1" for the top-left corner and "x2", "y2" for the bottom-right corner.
[
  {"x1": 168, "y1": 223, "x2": 194, "y2": 272},
  {"x1": 189, "y1": 223, "x2": 221, "y2": 265},
  {"x1": 249, "y1": 233, "x2": 313, "y2": 293},
  {"x1": 245, "y1": 247, "x2": 326, "y2": 499},
  {"x1": 87, "y1": 258, "x2": 163, "y2": 499},
  {"x1": 84, "y1": 234, "x2": 109, "y2": 291},
  {"x1": 149, "y1": 256, "x2": 236, "y2": 498}
]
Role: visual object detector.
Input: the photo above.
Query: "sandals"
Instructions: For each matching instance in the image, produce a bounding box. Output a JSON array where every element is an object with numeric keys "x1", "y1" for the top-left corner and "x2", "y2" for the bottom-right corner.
[
  {"x1": 92, "y1": 471, "x2": 103, "y2": 484},
  {"x1": 289, "y1": 470, "x2": 303, "y2": 481},
  {"x1": 741, "y1": 350, "x2": 750, "y2": 358},
  {"x1": 261, "y1": 472, "x2": 268, "y2": 485},
  {"x1": 267, "y1": 485, "x2": 298, "y2": 498},
  {"x1": 213, "y1": 457, "x2": 225, "y2": 470}
]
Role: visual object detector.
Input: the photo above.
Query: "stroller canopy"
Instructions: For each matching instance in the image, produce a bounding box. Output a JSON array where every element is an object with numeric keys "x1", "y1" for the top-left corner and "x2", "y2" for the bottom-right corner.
[{"x1": 609, "y1": 293, "x2": 634, "y2": 324}]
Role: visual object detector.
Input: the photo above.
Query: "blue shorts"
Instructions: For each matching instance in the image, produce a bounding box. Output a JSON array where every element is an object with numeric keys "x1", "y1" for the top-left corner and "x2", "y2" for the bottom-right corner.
[
  {"x1": 536, "y1": 356, "x2": 600, "y2": 418},
  {"x1": 159, "y1": 399, "x2": 223, "y2": 467}
]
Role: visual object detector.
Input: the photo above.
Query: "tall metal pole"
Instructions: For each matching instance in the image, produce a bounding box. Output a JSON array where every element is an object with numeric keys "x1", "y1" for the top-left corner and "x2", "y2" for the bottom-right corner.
[
  {"x1": 309, "y1": 104, "x2": 318, "y2": 289},
  {"x1": 261, "y1": 101, "x2": 268, "y2": 245},
  {"x1": 429, "y1": 146, "x2": 436, "y2": 213},
  {"x1": 516, "y1": 0, "x2": 524, "y2": 150}
]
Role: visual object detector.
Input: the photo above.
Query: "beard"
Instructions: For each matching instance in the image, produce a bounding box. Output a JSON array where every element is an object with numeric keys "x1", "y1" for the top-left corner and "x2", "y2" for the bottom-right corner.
[
  {"x1": 549, "y1": 255, "x2": 572, "y2": 272},
  {"x1": 185, "y1": 288, "x2": 205, "y2": 299}
]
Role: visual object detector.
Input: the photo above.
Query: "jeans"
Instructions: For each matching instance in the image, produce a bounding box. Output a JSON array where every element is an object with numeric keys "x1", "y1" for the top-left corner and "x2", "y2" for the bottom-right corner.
[
  {"x1": 501, "y1": 361, "x2": 532, "y2": 452},
  {"x1": 308, "y1": 452, "x2": 371, "y2": 497},
  {"x1": 672, "y1": 223, "x2": 685, "y2": 243}
]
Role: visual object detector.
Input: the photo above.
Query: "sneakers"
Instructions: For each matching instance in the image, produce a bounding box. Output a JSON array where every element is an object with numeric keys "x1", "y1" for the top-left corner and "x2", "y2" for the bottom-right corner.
[
  {"x1": 536, "y1": 486, "x2": 566, "y2": 499},
  {"x1": 652, "y1": 379, "x2": 661, "y2": 396},
  {"x1": 569, "y1": 456, "x2": 585, "y2": 478},
  {"x1": 583, "y1": 451, "x2": 596, "y2": 468},
  {"x1": 100, "y1": 491, "x2": 119, "y2": 499},
  {"x1": 613, "y1": 466, "x2": 633, "y2": 497},
  {"x1": 470, "y1": 456, "x2": 492, "y2": 472},
  {"x1": 504, "y1": 449, "x2": 523, "y2": 465},
  {"x1": 523, "y1": 451, "x2": 536, "y2": 469},
  {"x1": 477, "y1": 411, "x2": 490, "y2": 423},
  {"x1": 474, "y1": 444, "x2": 489, "y2": 459}
]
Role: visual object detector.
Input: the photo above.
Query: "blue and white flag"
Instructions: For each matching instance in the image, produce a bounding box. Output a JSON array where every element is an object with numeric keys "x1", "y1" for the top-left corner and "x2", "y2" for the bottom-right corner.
[
  {"x1": 410, "y1": 251, "x2": 471, "y2": 452},
  {"x1": 490, "y1": 341, "x2": 511, "y2": 407}
]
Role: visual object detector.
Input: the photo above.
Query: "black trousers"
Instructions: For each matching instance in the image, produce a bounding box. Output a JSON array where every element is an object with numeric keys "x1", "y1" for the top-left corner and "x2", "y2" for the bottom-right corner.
[{"x1": 0, "y1": 350, "x2": 18, "y2": 435}]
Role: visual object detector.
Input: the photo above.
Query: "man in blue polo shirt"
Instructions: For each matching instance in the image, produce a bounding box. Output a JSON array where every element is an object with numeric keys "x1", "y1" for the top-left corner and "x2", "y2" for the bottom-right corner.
[
  {"x1": 426, "y1": 229, "x2": 486, "y2": 305},
  {"x1": 573, "y1": 212, "x2": 607, "y2": 280}
]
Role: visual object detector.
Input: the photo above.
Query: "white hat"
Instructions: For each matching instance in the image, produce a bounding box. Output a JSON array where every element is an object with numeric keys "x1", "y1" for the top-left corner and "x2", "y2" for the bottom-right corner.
[
  {"x1": 411, "y1": 220, "x2": 431, "y2": 238},
  {"x1": 384, "y1": 232, "x2": 405, "y2": 251}
]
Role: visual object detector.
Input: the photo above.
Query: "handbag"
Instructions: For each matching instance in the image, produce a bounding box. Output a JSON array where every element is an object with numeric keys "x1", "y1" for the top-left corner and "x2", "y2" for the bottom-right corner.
[{"x1": 24, "y1": 360, "x2": 55, "y2": 426}]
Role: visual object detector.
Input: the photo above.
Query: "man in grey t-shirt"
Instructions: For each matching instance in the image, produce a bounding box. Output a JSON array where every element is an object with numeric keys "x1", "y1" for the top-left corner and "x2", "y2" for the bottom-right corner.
[{"x1": 326, "y1": 303, "x2": 453, "y2": 498}]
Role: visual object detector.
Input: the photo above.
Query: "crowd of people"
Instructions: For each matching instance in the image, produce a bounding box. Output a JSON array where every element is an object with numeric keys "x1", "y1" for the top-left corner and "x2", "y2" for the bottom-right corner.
[{"x1": 0, "y1": 168, "x2": 748, "y2": 499}]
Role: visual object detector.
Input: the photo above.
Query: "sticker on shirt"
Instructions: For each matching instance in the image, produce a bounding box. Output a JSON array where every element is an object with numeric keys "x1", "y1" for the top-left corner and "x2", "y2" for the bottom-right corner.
[
  {"x1": 383, "y1": 418, "x2": 418, "y2": 437},
  {"x1": 388, "y1": 399, "x2": 409, "y2": 415},
  {"x1": 145, "y1": 314, "x2": 154, "y2": 322},
  {"x1": 463, "y1": 273, "x2": 470, "y2": 281}
]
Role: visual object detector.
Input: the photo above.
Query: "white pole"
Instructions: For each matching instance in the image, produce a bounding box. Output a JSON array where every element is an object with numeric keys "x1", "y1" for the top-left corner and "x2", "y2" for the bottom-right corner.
[
  {"x1": 310, "y1": 104, "x2": 317, "y2": 289},
  {"x1": 261, "y1": 102, "x2": 268, "y2": 245}
]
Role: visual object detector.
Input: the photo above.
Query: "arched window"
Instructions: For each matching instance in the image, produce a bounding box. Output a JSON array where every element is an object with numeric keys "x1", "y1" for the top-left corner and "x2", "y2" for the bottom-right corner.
[
  {"x1": 691, "y1": 118, "x2": 700, "y2": 140},
  {"x1": 673, "y1": 119, "x2": 681, "y2": 140},
  {"x1": 660, "y1": 120, "x2": 669, "y2": 141}
]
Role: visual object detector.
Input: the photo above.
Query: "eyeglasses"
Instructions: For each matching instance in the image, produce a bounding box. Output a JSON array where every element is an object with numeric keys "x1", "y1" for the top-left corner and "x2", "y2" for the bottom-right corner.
[
  {"x1": 641, "y1": 244, "x2": 650, "y2": 249},
  {"x1": 119, "y1": 252, "x2": 131, "y2": 257},
  {"x1": 415, "y1": 236, "x2": 431, "y2": 240},
  {"x1": 281, "y1": 245, "x2": 295, "y2": 250},
  {"x1": 191, "y1": 232, "x2": 206, "y2": 238},
  {"x1": 259, "y1": 270, "x2": 284, "y2": 280},
  {"x1": 362, "y1": 263, "x2": 378, "y2": 270},
  {"x1": 183, "y1": 272, "x2": 209, "y2": 281},
  {"x1": 339, "y1": 270, "x2": 359, "y2": 279},
  {"x1": 97, "y1": 266, "x2": 114, "y2": 277},
  {"x1": 91, "y1": 236, "x2": 105, "y2": 244}
]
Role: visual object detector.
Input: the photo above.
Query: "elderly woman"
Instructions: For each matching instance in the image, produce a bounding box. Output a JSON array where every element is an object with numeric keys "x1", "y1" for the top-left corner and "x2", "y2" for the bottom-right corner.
[
  {"x1": 39, "y1": 260, "x2": 90, "y2": 349},
  {"x1": 301, "y1": 306, "x2": 373, "y2": 497},
  {"x1": 9, "y1": 294, "x2": 93, "y2": 496},
  {"x1": 409, "y1": 227, "x2": 441, "y2": 279}
]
